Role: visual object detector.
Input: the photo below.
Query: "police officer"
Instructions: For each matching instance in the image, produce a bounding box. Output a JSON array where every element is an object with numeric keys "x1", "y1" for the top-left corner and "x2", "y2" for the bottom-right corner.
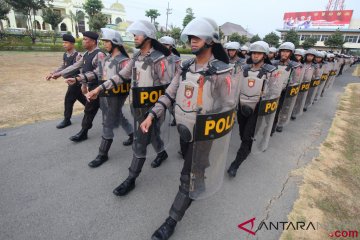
[
  {"x1": 303, "y1": 49, "x2": 321, "y2": 112},
  {"x1": 268, "y1": 47, "x2": 277, "y2": 62},
  {"x1": 227, "y1": 41, "x2": 277, "y2": 177},
  {"x1": 86, "y1": 20, "x2": 172, "y2": 193},
  {"x1": 66, "y1": 28, "x2": 134, "y2": 168},
  {"x1": 294, "y1": 49, "x2": 305, "y2": 63},
  {"x1": 271, "y1": 42, "x2": 302, "y2": 133},
  {"x1": 159, "y1": 36, "x2": 181, "y2": 127},
  {"x1": 323, "y1": 53, "x2": 337, "y2": 91},
  {"x1": 291, "y1": 49, "x2": 313, "y2": 120},
  {"x1": 239, "y1": 45, "x2": 249, "y2": 60},
  {"x1": 226, "y1": 41, "x2": 246, "y2": 66},
  {"x1": 140, "y1": 17, "x2": 238, "y2": 240},
  {"x1": 314, "y1": 51, "x2": 329, "y2": 102},
  {"x1": 46, "y1": 34, "x2": 86, "y2": 129},
  {"x1": 51, "y1": 31, "x2": 106, "y2": 142}
]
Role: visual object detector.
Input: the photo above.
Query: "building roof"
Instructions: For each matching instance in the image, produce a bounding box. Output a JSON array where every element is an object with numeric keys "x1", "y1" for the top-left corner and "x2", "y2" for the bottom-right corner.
[
  {"x1": 110, "y1": 0, "x2": 125, "y2": 12},
  {"x1": 277, "y1": 28, "x2": 360, "y2": 33},
  {"x1": 220, "y1": 22, "x2": 253, "y2": 38}
]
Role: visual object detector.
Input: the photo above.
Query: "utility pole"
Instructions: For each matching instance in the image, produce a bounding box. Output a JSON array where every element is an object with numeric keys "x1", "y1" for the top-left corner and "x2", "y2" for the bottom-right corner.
[{"x1": 165, "y1": 2, "x2": 172, "y2": 32}]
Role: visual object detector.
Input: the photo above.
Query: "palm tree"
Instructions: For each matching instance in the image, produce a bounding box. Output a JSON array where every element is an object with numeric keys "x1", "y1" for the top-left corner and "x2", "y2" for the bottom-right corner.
[
  {"x1": 67, "y1": 10, "x2": 84, "y2": 38},
  {"x1": 145, "y1": 9, "x2": 160, "y2": 24}
]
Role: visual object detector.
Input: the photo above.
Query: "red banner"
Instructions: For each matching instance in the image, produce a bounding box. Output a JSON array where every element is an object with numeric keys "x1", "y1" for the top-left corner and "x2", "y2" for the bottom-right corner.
[{"x1": 283, "y1": 10, "x2": 353, "y2": 29}]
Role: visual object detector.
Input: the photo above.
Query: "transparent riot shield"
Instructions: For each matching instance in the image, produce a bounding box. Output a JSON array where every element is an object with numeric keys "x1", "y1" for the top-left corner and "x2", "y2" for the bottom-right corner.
[
  {"x1": 292, "y1": 64, "x2": 315, "y2": 117},
  {"x1": 130, "y1": 66, "x2": 171, "y2": 158},
  {"x1": 304, "y1": 77, "x2": 321, "y2": 110},
  {"x1": 252, "y1": 73, "x2": 283, "y2": 154},
  {"x1": 277, "y1": 66, "x2": 304, "y2": 127},
  {"x1": 188, "y1": 71, "x2": 239, "y2": 200},
  {"x1": 315, "y1": 72, "x2": 329, "y2": 101}
]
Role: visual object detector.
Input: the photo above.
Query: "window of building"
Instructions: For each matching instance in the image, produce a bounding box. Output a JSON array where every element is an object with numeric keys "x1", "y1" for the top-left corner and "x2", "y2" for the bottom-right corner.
[
  {"x1": 300, "y1": 35, "x2": 310, "y2": 41},
  {"x1": 344, "y1": 35, "x2": 358, "y2": 43},
  {"x1": 115, "y1": 17, "x2": 122, "y2": 24},
  {"x1": 312, "y1": 35, "x2": 322, "y2": 41},
  {"x1": 60, "y1": 23, "x2": 67, "y2": 31},
  {"x1": 53, "y1": 9, "x2": 61, "y2": 16},
  {"x1": 321, "y1": 35, "x2": 329, "y2": 42}
]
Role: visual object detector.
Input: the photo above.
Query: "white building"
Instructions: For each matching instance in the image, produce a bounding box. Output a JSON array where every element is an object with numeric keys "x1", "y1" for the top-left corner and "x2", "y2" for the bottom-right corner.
[{"x1": 1, "y1": 0, "x2": 127, "y2": 37}]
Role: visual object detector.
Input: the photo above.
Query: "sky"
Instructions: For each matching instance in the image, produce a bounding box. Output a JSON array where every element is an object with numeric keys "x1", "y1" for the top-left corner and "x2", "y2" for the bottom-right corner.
[{"x1": 103, "y1": 0, "x2": 360, "y2": 37}]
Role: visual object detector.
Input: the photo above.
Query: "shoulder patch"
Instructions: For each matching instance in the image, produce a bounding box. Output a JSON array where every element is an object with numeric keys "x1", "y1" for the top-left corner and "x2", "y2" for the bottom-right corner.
[
  {"x1": 149, "y1": 50, "x2": 166, "y2": 63},
  {"x1": 289, "y1": 60, "x2": 301, "y2": 69},
  {"x1": 208, "y1": 59, "x2": 232, "y2": 74},
  {"x1": 262, "y1": 63, "x2": 277, "y2": 73},
  {"x1": 180, "y1": 58, "x2": 195, "y2": 71}
]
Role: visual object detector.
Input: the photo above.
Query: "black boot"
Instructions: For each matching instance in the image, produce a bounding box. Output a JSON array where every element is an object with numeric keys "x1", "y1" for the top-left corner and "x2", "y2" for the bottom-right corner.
[
  {"x1": 122, "y1": 133, "x2": 133, "y2": 146},
  {"x1": 69, "y1": 128, "x2": 88, "y2": 142},
  {"x1": 56, "y1": 118, "x2": 71, "y2": 129},
  {"x1": 276, "y1": 126, "x2": 283, "y2": 132},
  {"x1": 227, "y1": 148, "x2": 249, "y2": 178},
  {"x1": 151, "y1": 151, "x2": 168, "y2": 168},
  {"x1": 113, "y1": 156, "x2": 145, "y2": 196},
  {"x1": 113, "y1": 177, "x2": 136, "y2": 196},
  {"x1": 291, "y1": 116, "x2": 296, "y2": 120},
  {"x1": 151, "y1": 217, "x2": 177, "y2": 240},
  {"x1": 88, "y1": 137, "x2": 113, "y2": 168}
]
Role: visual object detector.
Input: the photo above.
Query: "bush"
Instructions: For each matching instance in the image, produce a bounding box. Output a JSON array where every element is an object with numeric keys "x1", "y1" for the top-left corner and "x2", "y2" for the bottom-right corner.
[{"x1": 177, "y1": 47, "x2": 192, "y2": 55}]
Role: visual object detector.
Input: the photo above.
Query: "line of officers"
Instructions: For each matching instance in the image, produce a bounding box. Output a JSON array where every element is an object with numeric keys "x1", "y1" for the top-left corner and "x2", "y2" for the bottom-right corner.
[{"x1": 45, "y1": 17, "x2": 355, "y2": 240}]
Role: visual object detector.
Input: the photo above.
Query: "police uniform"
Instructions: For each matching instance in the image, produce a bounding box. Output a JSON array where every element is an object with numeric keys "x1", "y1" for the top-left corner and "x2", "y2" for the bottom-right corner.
[
  {"x1": 57, "y1": 31, "x2": 105, "y2": 141},
  {"x1": 52, "y1": 34, "x2": 86, "y2": 129}
]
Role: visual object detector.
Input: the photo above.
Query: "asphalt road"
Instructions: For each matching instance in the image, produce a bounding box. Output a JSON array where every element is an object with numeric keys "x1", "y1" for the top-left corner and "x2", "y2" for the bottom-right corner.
[{"x1": 0, "y1": 67, "x2": 358, "y2": 240}]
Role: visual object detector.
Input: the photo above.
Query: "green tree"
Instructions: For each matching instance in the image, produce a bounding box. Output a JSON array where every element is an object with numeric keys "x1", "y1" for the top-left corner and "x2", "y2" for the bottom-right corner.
[
  {"x1": 302, "y1": 37, "x2": 317, "y2": 50},
  {"x1": 83, "y1": 0, "x2": 106, "y2": 32},
  {"x1": 145, "y1": 9, "x2": 160, "y2": 24},
  {"x1": 324, "y1": 30, "x2": 345, "y2": 50},
  {"x1": 42, "y1": 7, "x2": 63, "y2": 44},
  {"x1": 263, "y1": 32, "x2": 280, "y2": 47},
  {"x1": 170, "y1": 26, "x2": 181, "y2": 44},
  {"x1": 229, "y1": 32, "x2": 248, "y2": 45},
  {"x1": 88, "y1": 12, "x2": 107, "y2": 31},
  {"x1": 5, "y1": 0, "x2": 52, "y2": 43},
  {"x1": 83, "y1": 0, "x2": 103, "y2": 17},
  {"x1": 0, "y1": 0, "x2": 11, "y2": 30},
  {"x1": 249, "y1": 34, "x2": 261, "y2": 43},
  {"x1": 182, "y1": 8, "x2": 195, "y2": 28},
  {"x1": 67, "y1": 10, "x2": 84, "y2": 38},
  {"x1": 283, "y1": 29, "x2": 299, "y2": 47}
]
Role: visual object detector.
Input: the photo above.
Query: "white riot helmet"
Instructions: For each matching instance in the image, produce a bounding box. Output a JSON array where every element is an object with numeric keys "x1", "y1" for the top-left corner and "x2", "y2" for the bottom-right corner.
[
  {"x1": 180, "y1": 17, "x2": 221, "y2": 44},
  {"x1": 240, "y1": 45, "x2": 249, "y2": 52},
  {"x1": 226, "y1": 41, "x2": 241, "y2": 50},
  {"x1": 127, "y1": 20, "x2": 156, "y2": 39},
  {"x1": 315, "y1": 51, "x2": 325, "y2": 58},
  {"x1": 249, "y1": 41, "x2": 270, "y2": 55},
  {"x1": 269, "y1": 47, "x2": 277, "y2": 53},
  {"x1": 294, "y1": 48, "x2": 305, "y2": 57},
  {"x1": 159, "y1": 36, "x2": 176, "y2": 48},
  {"x1": 278, "y1": 42, "x2": 295, "y2": 53},
  {"x1": 100, "y1": 28, "x2": 123, "y2": 46},
  {"x1": 305, "y1": 48, "x2": 317, "y2": 56}
]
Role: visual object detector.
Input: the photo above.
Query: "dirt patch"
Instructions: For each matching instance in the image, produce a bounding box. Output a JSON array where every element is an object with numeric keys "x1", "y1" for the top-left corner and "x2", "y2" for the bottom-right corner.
[
  {"x1": 280, "y1": 83, "x2": 360, "y2": 240},
  {"x1": 0, "y1": 51, "x2": 84, "y2": 129}
]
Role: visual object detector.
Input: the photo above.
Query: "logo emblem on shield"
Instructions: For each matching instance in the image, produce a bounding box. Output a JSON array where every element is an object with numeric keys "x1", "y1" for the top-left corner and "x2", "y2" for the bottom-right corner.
[
  {"x1": 184, "y1": 85, "x2": 194, "y2": 99},
  {"x1": 248, "y1": 79, "x2": 255, "y2": 88}
]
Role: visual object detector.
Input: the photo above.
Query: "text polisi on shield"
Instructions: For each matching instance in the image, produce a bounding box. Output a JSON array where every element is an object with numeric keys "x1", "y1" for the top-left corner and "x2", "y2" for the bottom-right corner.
[{"x1": 195, "y1": 109, "x2": 236, "y2": 141}]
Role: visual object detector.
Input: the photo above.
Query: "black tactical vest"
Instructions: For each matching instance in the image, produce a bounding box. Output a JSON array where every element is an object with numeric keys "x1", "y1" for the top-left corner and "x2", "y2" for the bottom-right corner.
[
  {"x1": 82, "y1": 49, "x2": 101, "y2": 89},
  {"x1": 63, "y1": 51, "x2": 80, "y2": 77}
]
